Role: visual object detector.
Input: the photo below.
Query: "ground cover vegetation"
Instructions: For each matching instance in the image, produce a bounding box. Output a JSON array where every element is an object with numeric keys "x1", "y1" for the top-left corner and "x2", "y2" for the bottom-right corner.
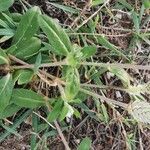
[{"x1": 0, "y1": 0, "x2": 150, "y2": 149}]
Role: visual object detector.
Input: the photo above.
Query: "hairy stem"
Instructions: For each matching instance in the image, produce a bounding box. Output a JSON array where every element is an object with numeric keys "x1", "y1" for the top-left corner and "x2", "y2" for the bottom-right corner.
[
  {"x1": 80, "y1": 88, "x2": 128, "y2": 108},
  {"x1": 12, "y1": 61, "x2": 150, "y2": 71},
  {"x1": 81, "y1": 62, "x2": 150, "y2": 70}
]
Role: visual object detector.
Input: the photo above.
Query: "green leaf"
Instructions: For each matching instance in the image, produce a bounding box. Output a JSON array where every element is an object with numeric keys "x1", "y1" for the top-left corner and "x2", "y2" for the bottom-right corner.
[
  {"x1": 97, "y1": 35, "x2": 128, "y2": 60},
  {"x1": 64, "y1": 67, "x2": 80, "y2": 101},
  {"x1": 0, "y1": 49, "x2": 9, "y2": 65},
  {"x1": 33, "y1": 53, "x2": 41, "y2": 74},
  {"x1": 10, "y1": 13, "x2": 22, "y2": 22},
  {"x1": 39, "y1": 14, "x2": 72, "y2": 56},
  {"x1": 0, "y1": 110, "x2": 32, "y2": 142},
  {"x1": 0, "y1": 0, "x2": 14, "y2": 12},
  {"x1": 47, "y1": 100, "x2": 63, "y2": 122},
  {"x1": 117, "y1": 0, "x2": 133, "y2": 10},
  {"x1": 0, "y1": 104, "x2": 21, "y2": 119},
  {"x1": 59, "y1": 103, "x2": 69, "y2": 121},
  {"x1": 48, "y1": 2, "x2": 79, "y2": 14},
  {"x1": 144, "y1": 0, "x2": 150, "y2": 8},
  {"x1": 101, "y1": 103, "x2": 109, "y2": 123},
  {"x1": 139, "y1": 4, "x2": 145, "y2": 23},
  {"x1": 59, "y1": 102, "x2": 74, "y2": 121},
  {"x1": 73, "y1": 108, "x2": 81, "y2": 118},
  {"x1": 15, "y1": 69, "x2": 34, "y2": 85},
  {"x1": 0, "y1": 28, "x2": 15, "y2": 36},
  {"x1": 8, "y1": 37, "x2": 41, "y2": 60},
  {"x1": 81, "y1": 45, "x2": 96, "y2": 59},
  {"x1": 0, "y1": 74, "x2": 13, "y2": 114},
  {"x1": 27, "y1": 53, "x2": 51, "y2": 64},
  {"x1": 131, "y1": 11, "x2": 140, "y2": 33},
  {"x1": 1, "y1": 12, "x2": 15, "y2": 28},
  {"x1": 78, "y1": 137, "x2": 92, "y2": 150},
  {"x1": 11, "y1": 89, "x2": 45, "y2": 108},
  {"x1": 108, "y1": 67, "x2": 131, "y2": 87},
  {"x1": 92, "y1": 0, "x2": 104, "y2": 6},
  {"x1": 0, "y1": 18, "x2": 9, "y2": 28},
  {"x1": 12, "y1": 6, "x2": 40, "y2": 44}
]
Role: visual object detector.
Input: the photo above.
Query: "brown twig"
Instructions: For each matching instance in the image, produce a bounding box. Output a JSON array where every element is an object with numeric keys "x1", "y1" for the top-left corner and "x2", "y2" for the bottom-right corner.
[
  {"x1": 75, "y1": 0, "x2": 110, "y2": 30},
  {"x1": 70, "y1": 0, "x2": 92, "y2": 28}
]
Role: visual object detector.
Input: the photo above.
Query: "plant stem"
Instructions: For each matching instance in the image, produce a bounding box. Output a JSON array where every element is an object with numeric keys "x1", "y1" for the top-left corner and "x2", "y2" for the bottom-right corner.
[
  {"x1": 12, "y1": 61, "x2": 150, "y2": 71},
  {"x1": 75, "y1": 0, "x2": 109, "y2": 30},
  {"x1": 81, "y1": 62, "x2": 150, "y2": 70},
  {"x1": 12, "y1": 61, "x2": 67, "y2": 69},
  {"x1": 54, "y1": 121, "x2": 71, "y2": 150},
  {"x1": 80, "y1": 88, "x2": 128, "y2": 108},
  {"x1": 81, "y1": 83, "x2": 128, "y2": 92},
  {"x1": 68, "y1": 32, "x2": 132, "y2": 37}
]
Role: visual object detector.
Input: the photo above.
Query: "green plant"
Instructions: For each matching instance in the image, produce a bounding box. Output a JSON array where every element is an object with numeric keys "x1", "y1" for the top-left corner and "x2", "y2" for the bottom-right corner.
[{"x1": 0, "y1": 1, "x2": 150, "y2": 149}]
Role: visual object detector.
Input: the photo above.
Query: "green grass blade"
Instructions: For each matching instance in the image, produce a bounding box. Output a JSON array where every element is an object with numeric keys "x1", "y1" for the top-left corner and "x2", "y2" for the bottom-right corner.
[{"x1": 0, "y1": 110, "x2": 32, "y2": 142}]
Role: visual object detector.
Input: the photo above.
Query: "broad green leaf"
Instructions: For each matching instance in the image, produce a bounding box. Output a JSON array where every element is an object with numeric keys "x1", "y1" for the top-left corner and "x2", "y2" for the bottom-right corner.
[
  {"x1": 144, "y1": 0, "x2": 150, "y2": 8},
  {"x1": 12, "y1": 6, "x2": 41, "y2": 44},
  {"x1": 0, "y1": 104, "x2": 21, "y2": 119},
  {"x1": 0, "y1": 0, "x2": 14, "y2": 12},
  {"x1": 39, "y1": 14, "x2": 72, "y2": 56},
  {"x1": 0, "y1": 74, "x2": 13, "y2": 114},
  {"x1": 15, "y1": 69, "x2": 34, "y2": 85},
  {"x1": 0, "y1": 28, "x2": 15, "y2": 36},
  {"x1": 8, "y1": 37, "x2": 41, "y2": 60},
  {"x1": 59, "y1": 103, "x2": 69, "y2": 121},
  {"x1": 10, "y1": 13, "x2": 22, "y2": 22},
  {"x1": 6, "y1": 44, "x2": 17, "y2": 54},
  {"x1": 98, "y1": 36, "x2": 128, "y2": 60},
  {"x1": 59, "y1": 102, "x2": 74, "y2": 121},
  {"x1": 27, "y1": 53, "x2": 51, "y2": 64},
  {"x1": 39, "y1": 42, "x2": 53, "y2": 52},
  {"x1": 47, "y1": 100, "x2": 63, "y2": 122},
  {"x1": 73, "y1": 108, "x2": 81, "y2": 118},
  {"x1": 78, "y1": 137, "x2": 92, "y2": 150},
  {"x1": 92, "y1": 0, "x2": 104, "y2": 6},
  {"x1": 108, "y1": 67, "x2": 131, "y2": 87},
  {"x1": 0, "y1": 49, "x2": 9, "y2": 65},
  {"x1": 11, "y1": 89, "x2": 45, "y2": 108},
  {"x1": 81, "y1": 45, "x2": 96, "y2": 59},
  {"x1": 65, "y1": 67, "x2": 80, "y2": 101}
]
